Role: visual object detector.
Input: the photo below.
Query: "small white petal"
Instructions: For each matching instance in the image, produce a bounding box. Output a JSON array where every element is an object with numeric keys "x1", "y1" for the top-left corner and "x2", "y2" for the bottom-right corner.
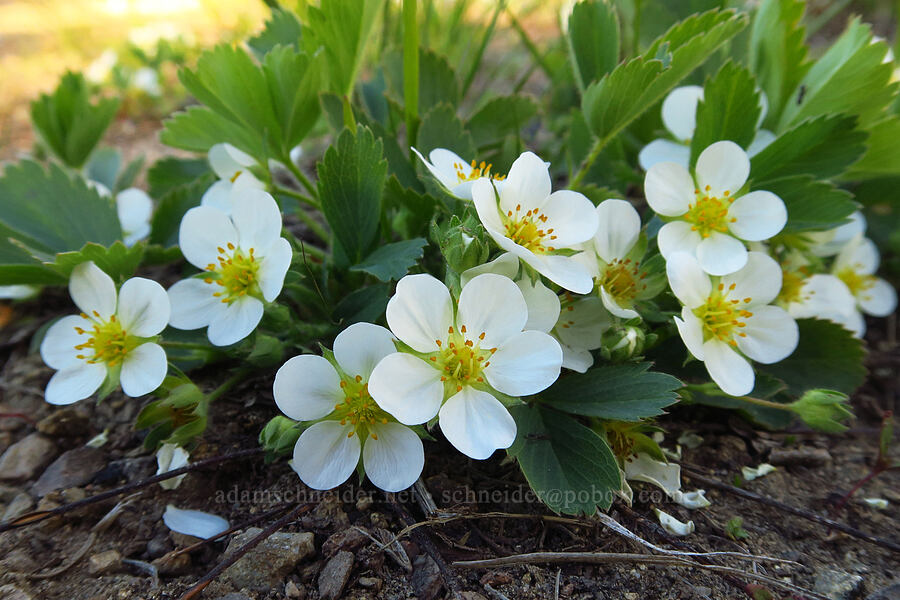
[
  {"x1": 257, "y1": 237, "x2": 292, "y2": 302},
  {"x1": 727, "y1": 191, "x2": 787, "y2": 241},
  {"x1": 222, "y1": 143, "x2": 256, "y2": 168},
  {"x1": 163, "y1": 505, "x2": 229, "y2": 539},
  {"x1": 696, "y1": 232, "x2": 748, "y2": 276},
  {"x1": 737, "y1": 305, "x2": 798, "y2": 364},
  {"x1": 363, "y1": 422, "x2": 424, "y2": 492},
  {"x1": 70, "y1": 261, "x2": 117, "y2": 318},
  {"x1": 438, "y1": 387, "x2": 516, "y2": 459},
  {"x1": 862, "y1": 498, "x2": 889, "y2": 509},
  {"x1": 624, "y1": 453, "x2": 681, "y2": 495},
  {"x1": 593, "y1": 199, "x2": 641, "y2": 262},
  {"x1": 209, "y1": 144, "x2": 242, "y2": 179},
  {"x1": 788, "y1": 274, "x2": 856, "y2": 322},
  {"x1": 539, "y1": 190, "x2": 600, "y2": 247},
  {"x1": 653, "y1": 508, "x2": 694, "y2": 536},
  {"x1": 414, "y1": 147, "x2": 465, "y2": 190},
  {"x1": 207, "y1": 295, "x2": 264, "y2": 346},
  {"x1": 368, "y1": 353, "x2": 444, "y2": 425},
  {"x1": 0, "y1": 284, "x2": 38, "y2": 300},
  {"x1": 811, "y1": 212, "x2": 867, "y2": 257},
  {"x1": 644, "y1": 162, "x2": 694, "y2": 216},
  {"x1": 291, "y1": 421, "x2": 361, "y2": 490},
  {"x1": 386, "y1": 274, "x2": 453, "y2": 353},
  {"x1": 45, "y1": 363, "x2": 107, "y2": 405},
  {"x1": 720, "y1": 251, "x2": 783, "y2": 306},
  {"x1": 702, "y1": 339, "x2": 754, "y2": 397},
  {"x1": 166, "y1": 278, "x2": 222, "y2": 330},
  {"x1": 661, "y1": 85, "x2": 704, "y2": 141},
  {"x1": 41, "y1": 315, "x2": 91, "y2": 370},
  {"x1": 695, "y1": 141, "x2": 750, "y2": 197},
  {"x1": 116, "y1": 188, "x2": 153, "y2": 243},
  {"x1": 858, "y1": 278, "x2": 897, "y2": 317},
  {"x1": 526, "y1": 253, "x2": 595, "y2": 294},
  {"x1": 179, "y1": 206, "x2": 239, "y2": 270},
  {"x1": 120, "y1": 343, "x2": 167, "y2": 397},
  {"x1": 559, "y1": 342, "x2": 594, "y2": 372},
  {"x1": 232, "y1": 189, "x2": 283, "y2": 252},
  {"x1": 472, "y1": 179, "x2": 506, "y2": 234},
  {"x1": 457, "y1": 273, "x2": 528, "y2": 348},
  {"x1": 499, "y1": 151, "x2": 552, "y2": 213},
  {"x1": 156, "y1": 444, "x2": 189, "y2": 490},
  {"x1": 274, "y1": 355, "x2": 343, "y2": 421},
  {"x1": 741, "y1": 463, "x2": 776, "y2": 481},
  {"x1": 674, "y1": 308, "x2": 705, "y2": 360},
  {"x1": 657, "y1": 221, "x2": 702, "y2": 261},
  {"x1": 116, "y1": 277, "x2": 170, "y2": 337},
  {"x1": 666, "y1": 252, "x2": 711, "y2": 308},
  {"x1": 518, "y1": 278, "x2": 561, "y2": 333},
  {"x1": 460, "y1": 252, "x2": 519, "y2": 287},
  {"x1": 484, "y1": 330, "x2": 562, "y2": 397},
  {"x1": 599, "y1": 285, "x2": 639, "y2": 319},
  {"x1": 201, "y1": 180, "x2": 235, "y2": 214},
  {"x1": 835, "y1": 235, "x2": 879, "y2": 276},
  {"x1": 554, "y1": 297, "x2": 609, "y2": 351},
  {"x1": 637, "y1": 139, "x2": 690, "y2": 171},
  {"x1": 333, "y1": 322, "x2": 397, "y2": 380},
  {"x1": 746, "y1": 129, "x2": 776, "y2": 157}
]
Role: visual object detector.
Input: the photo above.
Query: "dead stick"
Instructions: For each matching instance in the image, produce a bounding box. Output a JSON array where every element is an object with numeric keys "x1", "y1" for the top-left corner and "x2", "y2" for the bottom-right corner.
[
  {"x1": 179, "y1": 503, "x2": 313, "y2": 600},
  {"x1": 681, "y1": 466, "x2": 900, "y2": 553},
  {"x1": 0, "y1": 448, "x2": 264, "y2": 533}
]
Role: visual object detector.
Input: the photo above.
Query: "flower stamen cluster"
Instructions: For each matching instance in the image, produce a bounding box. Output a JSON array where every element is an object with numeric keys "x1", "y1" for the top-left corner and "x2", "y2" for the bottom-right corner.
[
  {"x1": 695, "y1": 282, "x2": 752, "y2": 346},
  {"x1": 501, "y1": 204, "x2": 557, "y2": 253},
  {"x1": 335, "y1": 376, "x2": 389, "y2": 438},
  {"x1": 73, "y1": 312, "x2": 135, "y2": 366},
  {"x1": 453, "y1": 159, "x2": 505, "y2": 184},
  {"x1": 599, "y1": 258, "x2": 647, "y2": 305},
  {"x1": 205, "y1": 243, "x2": 261, "y2": 304},
  {"x1": 429, "y1": 325, "x2": 497, "y2": 391},
  {"x1": 685, "y1": 187, "x2": 736, "y2": 238}
]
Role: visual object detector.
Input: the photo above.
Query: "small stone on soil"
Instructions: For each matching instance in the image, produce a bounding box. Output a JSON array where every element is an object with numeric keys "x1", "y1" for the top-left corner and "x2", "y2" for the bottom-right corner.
[
  {"x1": 285, "y1": 580, "x2": 305, "y2": 599},
  {"x1": 318, "y1": 550, "x2": 354, "y2": 600},
  {"x1": 411, "y1": 554, "x2": 443, "y2": 600},
  {"x1": 0, "y1": 434, "x2": 56, "y2": 481},
  {"x1": 31, "y1": 447, "x2": 106, "y2": 496},
  {"x1": 219, "y1": 528, "x2": 315, "y2": 590},
  {"x1": 322, "y1": 526, "x2": 370, "y2": 557},
  {"x1": 0, "y1": 584, "x2": 33, "y2": 600},
  {"x1": 36, "y1": 408, "x2": 90, "y2": 437},
  {"x1": 151, "y1": 551, "x2": 192, "y2": 576},
  {"x1": 768, "y1": 447, "x2": 833, "y2": 467},
  {"x1": 814, "y1": 568, "x2": 865, "y2": 600},
  {"x1": 865, "y1": 582, "x2": 900, "y2": 600},
  {"x1": 88, "y1": 550, "x2": 122, "y2": 576},
  {"x1": 1, "y1": 492, "x2": 33, "y2": 523}
]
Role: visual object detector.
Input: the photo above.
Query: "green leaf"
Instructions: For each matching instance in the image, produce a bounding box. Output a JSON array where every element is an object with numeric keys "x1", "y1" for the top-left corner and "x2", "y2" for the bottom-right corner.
[
  {"x1": 685, "y1": 375, "x2": 793, "y2": 430},
  {"x1": 751, "y1": 115, "x2": 867, "y2": 184},
  {"x1": 540, "y1": 362, "x2": 681, "y2": 421},
  {"x1": 351, "y1": 238, "x2": 427, "y2": 282},
  {"x1": 844, "y1": 116, "x2": 900, "y2": 180},
  {"x1": 84, "y1": 146, "x2": 122, "y2": 191},
  {"x1": 248, "y1": 8, "x2": 303, "y2": 58},
  {"x1": 466, "y1": 95, "x2": 538, "y2": 149},
  {"x1": 384, "y1": 177, "x2": 438, "y2": 237},
  {"x1": 748, "y1": 0, "x2": 809, "y2": 124},
  {"x1": 567, "y1": 0, "x2": 619, "y2": 93},
  {"x1": 789, "y1": 389, "x2": 853, "y2": 433},
  {"x1": 508, "y1": 404, "x2": 621, "y2": 515},
  {"x1": 417, "y1": 103, "x2": 476, "y2": 159},
  {"x1": 263, "y1": 45, "x2": 324, "y2": 154},
  {"x1": 762, "y1": 176, "x2": 856, "y2": 233},
  {"x1": 0, "y1": 236, "x2": 66, "y2": 285},
  {"x1": 759, "y1": 319, "x2": 866, "y2": 396},
  {"x1": 333, "y1": 283, "x2": 390, "y2": 325},
  {"x1": 147, "y1": 157, "x2": 212, "y2": 199},
  {"x1": 582, "y1": 9, "x2": 747, "y2": 149},
  {"x1": 690, "y1": 61, "x2": 760, "y2": 165},
  {"x1": 149, "y1": 177, "x2": 213, "y2": 248},
  {"x1": 30, "y1": 71, "x2": 120, "y2": 168},
  {"x1": 114, "y1": 156, "x2": 145, "y2": 193},
  {"x1": 50, "y1": 241, "x2": 144, "y2": 284},
  {"x1": 317, "y1": 127, "x2": 388, "y2": 263}
]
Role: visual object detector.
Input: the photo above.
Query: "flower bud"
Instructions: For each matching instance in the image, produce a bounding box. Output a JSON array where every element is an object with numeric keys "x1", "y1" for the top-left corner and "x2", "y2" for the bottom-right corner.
[
  {"x1": 431, "y1": 215, "x2": 490, "y2": 275},
  {"x1": 259, "y1": 416, "x2": 302, "y2": 460},
  {"x1": 601, "y1": 324, "x2": 646, "y2": 361},
  {"x1": 789, "y1": 389, "x2": 854, "y2": 433}
]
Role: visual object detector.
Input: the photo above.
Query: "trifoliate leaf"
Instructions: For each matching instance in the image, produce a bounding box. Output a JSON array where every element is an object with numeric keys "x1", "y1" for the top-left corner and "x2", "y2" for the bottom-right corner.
[
  {"x1": 50, "y1": 241, "x2": 144, "y2": 284},
  {"x1": 248, "y1": 8, "x2": 303, "y2": 58},
  {"x1": 762, "y1": 175, "x2": 856, "y2": 234},
  {"x1": 351, "y1": 238, "x2": 427, "y2": 282},
  {"x1": 690, "y1": 61, "x2": 761, "y2": 166},
  {"x1": 466, "y1": 95, "x2": 538, "y2": 149},
  {"x1": 566, "y1": 0, "x2": 620, "y2": 93},
  {"x1": 84, "y1": 146, "x2": 122, "y2": 191}
]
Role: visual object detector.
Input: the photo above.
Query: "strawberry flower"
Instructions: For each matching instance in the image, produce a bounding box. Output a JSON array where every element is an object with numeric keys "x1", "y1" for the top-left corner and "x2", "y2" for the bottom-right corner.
[{"x1": 412, "y1": 147, "x2": 505, "y2": 200}]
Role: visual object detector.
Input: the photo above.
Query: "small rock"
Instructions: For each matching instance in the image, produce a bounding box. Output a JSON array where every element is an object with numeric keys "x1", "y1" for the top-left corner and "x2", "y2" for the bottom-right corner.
[
  {"x1": 369, "y1": 511, "x2": 389, "y2": 529},
  {"x1": 151, "y1": 552, "x2": 192, "y2": 576},
  {"x1": 0, "y1": 406, "x2": 26, "y2": 431},
  {"x1": 213, "y1": 595, "x2": 252, "y2": 600},
  {"x1": 624, "y1": 594, "x2": 639, "y2": 600},
  {"x1": 0, "y1": 484, "x2": 22, "y2": 502},
  {"x1": 32, "y1": 447, "x2": 106, "y2": 496},
  {"x1": 285, "y1": 580, "x2": 305, "y2": 599},
  {"x1": 220, "y1": 528, "x2": 315, "y2": 590},
  {"x1": 814, "y1": 569, "x2": 864, "y2": 600},
  {"x1": 318, "y1": 550, "x2": 354, "y2": 600},
  {"x1": 322, "y1": 527, "x2": 370, "y2": 557},
  {"x1": 0, "y1": 549, "x2": 37, "y2": 573},
  {"x1": 146, "y1": 534, "x2": 173, "y2": 559},
  {"x1": 88, "y1": 550, "x2": 122, "y2": 576},
  {"x1": 460, "y1": 593, "x2": 488, "y2": 600},
  {"x1": 412, "y1": 554, "x2": 443, "y2": 600},
  {"x1": 355, "y1": 495, "x2": 373, "y2": 511},
  {"x1": 0, "y1": 434, "x2": 57, "y2": 481},
  {"x1": 358, "y1": 576, "x2": 382, "y2": 591},
  {"x1": 865, "y1": 582, "x2": 900, "y2": 600},
  {"x1": 36, "y1": 408, "x2": 90, "y2": 437},
  {"x1": 0, "y1": 432, "x2": 12, "y2": 454},
  {"x1": 1, "y1": 492, "x2": 33, "y2": 523},
  {"x1": 480, "y1": 571, "x2": 513, "y2": 586},
  {"x1": 0, "y1": 584, "x2": 33, "y2": 600},
  {"x1": 769, "y1": 447, "x2": 832, "y2": 467}
]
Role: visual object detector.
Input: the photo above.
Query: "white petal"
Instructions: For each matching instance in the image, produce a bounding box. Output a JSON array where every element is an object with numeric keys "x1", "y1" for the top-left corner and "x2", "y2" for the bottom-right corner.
[
  {"x1": 727, "y1": 191, "x2": 787, "y2": 241},
  {"x1": 209, "y1": 143, "x2": 243, "y2": 179},
  {"x1": 637, "y1": 139, "x2": 690, "y2": 171},
  {"x1": 223, "y1": 143, "x2": 257, "y2": 168},
  {"x1": 257, "y1": 237, "x2": 291, "y2": 302},
  {"x1": 653, "y1": 509, "x2": 695, "y2": 536},
  {"x1": 696, "y1": 232, "x2": 748, "y2": 276},
  {"x1": 499, "y1": 151, "x2": 551, "y2": 213},
  {"x1": 413, "y1": 147, "x2": 464, "y2": 189},
  {"x1": 472, "y1": 178, "x2": 506, "y2": 233},
  {"x1": 661, "y1": 85, "x2": 703, "y2": 141},
  {"x1": 737, "y1": 305, "x2": 798, "y2": 364},
  {"x1": 461, "y1": 252, "x2": 519, "y2": 287},
  {"x1": 526, "y1": 253, "x2": 595, "y2": 294},
  {"x1": 232, "y1": 188, "x2": 283, "y2": 252},
  {"x1": 741, "y1": 463, "x2": 776, "y2": 481},
  {"x1": 484, "y1": 330, "x2": 562, "y2": 396},
  {"x1": 788, "y1": 274, "x2": 856, "y2": 321},
  {"x1": 644, "y1": 162, "x2": 694, "y2": 216},
  {"x1": 116, "y1": 277, "x2": 170, "y2": 336},
  {"x1": 179, "y1": 206, "x2": 239, "y2": 270},
  {"x1": 120, "y1": 343, "x2": 167, "y2": 397},
  {"x1": 116, "y1": 188, "x2": 153, "y2": 236},
  {"x1": 599, "y1": 285, "x2": 639, "y2": 319},
  {"x1": 666, "y1": 252, "x2": 711, "y2": 308},
  {"x1": 166, "y1": 278, "x2": 221, "y2": 330},
  {"x1": 163, "y1": 505, "x2": 229, "y2": 539},
  {"x1": 674, "y1": 308, "x2": 705, "y2": 360},
  {"x1": 702, "y1": 339, "x2": 754, "y2": 397},
  {"x1": 517, "y1": 278, "x2": 560, "y2": 333},
  {"x1": 438, "y1": 387, "x2": 516, "y2": 459},
  {"x1": 0, "y1": 284, "x2": 38, "y2": 300},
  {"x1": 207, "y1": 295, "x2": 264, "y2": 346},
  {"x1": 555, "y1": 297, "x2": 609, "y2": 351},
  {"x1": 333, "y1": 322, "x2": 397, "y2": 380},
  {"x1": 559, "y1": 342, "x2": 594, "y2": 372},
  {"x1": 457, "y1": 273, "x2": 528, "y2": 348},
  {"x1": 274, "y1": 355, "x2": 343, "y2": 421},
  {"x1": 835, "y1": 236, "x2": 880, "y2": 276},
  {"x1": 539, "y1": 190, "x2": 599, "y2": 247},
  {"x1": 368, "y1": 353, "x2": 443, "y2": 425},
  {"x1": 386, "y1": 274, "x2": 453, "y2": 352},
  {"x1": 593, "y1": 200, "x2": 641, "y2": 262},
  {"x1": 449, "y1": 179, "x2": 476, "y2": 200},
  {"x1": 624, "y1": 453, "x2": 681, "y2": 495},
  {"x1": 720, "y1": 251, "x2": 783, "y2": 306},
  {"x1": 746, "y1": 129, "x2": 776, "y2": 157},
  {"x1": 657, "y1": 221, "x2": 702, "y2": 260},
  {"x1": 201, "y1": 180, "x2": 234, "y2": 214},
  {"x1": 156, "y1": 444, "x2": 189, "y2": 490},
  {"x1": 695, "y1": 141, "x2": 750, "y2": 197},
  {"x1": 291, "y1": 421, "x2": 361, "y2": 490},
  {"x1": 858, "y1": 278, "x2": 898, "y2": 317},
  {"x1": 41, "y1": 314, "x2": 91, "y2": 370},
  {"x1": 672, "y1": 489, "x2": 711, "y2": 509},
  {"x1": 363, "y1": 422, "x2": 424, "y2": 492},
  {"x1": 45, "y1": 363, "x2": 107, "y2": 405},
  {"x1": 69, "y1": 261, "x2": 117, "y2": 318}
]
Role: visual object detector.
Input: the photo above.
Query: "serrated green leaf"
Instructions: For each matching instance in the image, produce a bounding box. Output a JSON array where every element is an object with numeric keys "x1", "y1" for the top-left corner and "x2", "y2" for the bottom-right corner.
[
  {"x1": 351, "y1": 238, "x2": 426, "y2": 282},
  {"x1": 149, "y1": 177, "x2": 213, "y2": 248},
  {"x1": 317, "y1": 127, "x2": 387, "y2": 263},
  {"x1": 84, "y1": 146, "x2": 122, "y2": 191},
  {"x1": 0, "y1": 236, "x2": 66, "y2": 285},
  {"x1": 114, "y1": 156, "x2": 145, "y2": 193},
  {"x1": 690, "y1": 61, "x2": 760, "y2": 165},
  {"x1": 417, "y1": 103, "x2": 476, "y2": 159},
  {"x1": 466, "y1": 95, "x2": 538, "y2": 149},
  {"x1": 147, "y1": 157, "x2": 212, "y2": 199},
  {"x1": 248, "y1": 8, "x2": 303, "y2": 58},
  {"x1": 762, "y1": 176, "x2": 856, "y2": 233},
  {"x1": 386, "y1": 48, "x2": 461, "y2": 114},
  {"x1": 384, "y1": 176, "x2": 439, "y2": 237},
  {"x1": 333, "y1": 283, "x2": 390, "y2": 325},
  {"x1": 508, "y1": 404, "x2": 621, "y2": 515},
  {"x1": 161, "y1": 105, "x2": 261, "y2": 155},
  {"x1": 263, "y1": 45, "x2": 324, "y2": 153},
  {"x1": 540, "y1": 362, "x2": 681, "y2": 421},
  {"x1": 50, "y1": 241, "x2": 144, "y2": 284},
  {"x1": 759, "y1": 318, "x2": 866, "y2": 396},
  {"x1": 567, "y1": 0, "x2": 619, "y2": 93},
  {"x1": 844, "y1": 116, "x2": 900, "y2": 180}
]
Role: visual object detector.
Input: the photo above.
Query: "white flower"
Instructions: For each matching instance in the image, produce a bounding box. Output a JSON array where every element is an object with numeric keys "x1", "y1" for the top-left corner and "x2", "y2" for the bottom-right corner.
[
  {"x1": 741, "y1": 463, "x2": 776, "y2": 481},
  {"x1": 0, "y1": 285, "x2": 39, "y2": 300},
  {"x1": 472, "y1": 151, "x2": 599, "y2": 293},
  {"x1": 778, "y1": 270, "x2": 860, "y2": 336},
  {"x1": 668, "y1": 251, "x2": 798, "y2": 396},
  {"x1": 412, "y1": 147, "x2": 505, "y2": 200},
  {"x1": 156, "y1": 443, "x2": 190, "y2": 490},
  {"x1": 167, "y1": 189, "x2": 291, "y2": 346},
  {"x1": 368, "y1": 273, "x2": 563, "y2": 459},
  {"x1": 90, "y1": 182, "x2": 153, "y2": 247},
  {"x1": 201, "y1": 143, "x2": 266, "y2": 215},
  {"x1": 653, "y1": 508, "x2": 695, "y2": 536},
  {"x1": 133, "y1": 66, "x2": 161, "y2": 96},
  {"x1": 831, "y1": 235, "x2": 897, "y2": 336},
  {"x1": 273, "y1": 323, "x2": 424, "y2": 492},
  {"x1": 163, "y1": 505, "x2": 229, "y2": 539},
  {"x1": 638, "y1": 85, "x2": 775, "y2": 170},
  {"x1": 646, "y1": 141, "x2": 787, "y2": 276},
  {"x1": 807, "y1": 211, "x2": 867, "y2": 257},
  {"x1": 40, "y1": 261, "x2": 170, "y2": 405}
]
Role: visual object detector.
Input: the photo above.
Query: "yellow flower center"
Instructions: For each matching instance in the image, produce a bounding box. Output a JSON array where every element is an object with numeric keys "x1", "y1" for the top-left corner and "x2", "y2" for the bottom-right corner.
[
  {"x1": 684, "y1": 185, "x2": 736, "y2": 238},
  {"x1": 205, "y1": 243, "x2": 261, "y2": 304},
  {"x1": 777, "y1": 268, "x2": 808, "y2": 305},
  {"x1": 334, "y1": 375, "x2": 390, "y2": 440},
  {"x1": 453, "y1": 159, "x2": 506, "y2": 184},
  {"x1": 502, "y1": 203, "x2": 557, "y2": 254},
  {"x1": 836, "y1": 266, "x2": 875, "y2": 298},
  {"x1": 427, "y1": 325, "x2": 496, "y2": 393},
  {"x1": 693, "y1": 282, "x2": 753, "y2": 346},
  {"x1": 599, "y1": 259, "x2": 647, "y2": 304},
  {"x1": 73, "y1": 312, "x2": 138, "y2": 367}
]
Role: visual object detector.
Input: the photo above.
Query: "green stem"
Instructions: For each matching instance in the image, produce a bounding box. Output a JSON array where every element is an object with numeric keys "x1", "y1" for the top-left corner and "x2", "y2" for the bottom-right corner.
[
  {"x1": 402, "y1": 0, "x2": 420, "y2": 152},
  {"x1": 570, "y1": 135, "x2": 608, "y2": 188},
  {"x1": 292, "y1": 208, "x2": 330, "y2": 243},
  {"x1": 272, "y1": 185, "x2": 319, "y2": 209},
  {"x1": 461, "y1": 0, "x2": 505, "y2": 97},
  {"x1": 207, "y1": 372, "x2": 246, "y2": 403},
  {"x1": 506, "y1": 6, "x2": 553, "y2": 79},
  {"x1": 296, "y1": 239, "x2": 327, "y2": 260},
  {"x1": 632, "y1": 0, "x2": 642, "y2": 56},
  {"x1": 806, "y1": 0, "x2": 853, "y2": 37},
  {"x1": 285, "y1": 159, "x2": 319, "y2": 200},
  {"x1": 683, "y1": 383, "x2": 796, "y2": 413}
]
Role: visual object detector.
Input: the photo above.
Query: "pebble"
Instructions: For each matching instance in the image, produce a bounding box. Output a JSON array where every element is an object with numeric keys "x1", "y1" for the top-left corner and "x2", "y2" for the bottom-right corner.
[
  {"x1": 358, "y1": 576, "x2": 382, "y2": 591},
  {"x1": 814, "y1": 568, "x2": 864, "y2": 600},
  {"x1": 0, "y1": 584, "x2": 33, "y2": 600},
  {"x1": 411, "y1": 554, "x2": 443, "y2": 600},
  {"x1": 460, "y1": 593, "x2": 488, "y2": 600},
  {"x1": 31, "y1": 447, "x2": 106, "y2": 496},
  {"x1": 146, "y1": 533, "x2": 173, "y2": 559},
  {"x1": 322, "y1": 527, "x2": 370, "y2": 557},
  {"x1": 213, "y1": 595, "x2": 252, "y2": 600},
  {"x1": 0, "y1": 434, "x2": 57, "y2": 481},
  {"x1": 36, "y1": 408, "x2": 90, "y2": 437},
  {"x1": 769, "y1": 447, "x2": 833, "y2": 467},
  {"x1": 318, "y1": 550, "x2": 354, "y2": 600},
  {"x1": 1, "y1": 492, "x2": 33, "y2": 523},
  {"x1": 865, "y1": 582, "x2": 900, "y2": 599},
  {"x1": 285, "y1": 580, "x2": 305, "y2": 599},
  {"x1": 0, "y1": 432, "x2": 12, "y2": 454},
  {"x1": 355, "y1": 495, "x2": 373, "y2": 511},
  {"x1": 0, "y1": 484, "x2": 24, "y2": 502},
  {"x1": 219, "y1": 528, "x2": 315, "y2": 590},
  {"x1": 151, "y1": 551, "x2": 192, "y2": 576},
  {"x1": 88, "y1": 550, "x2": 122, "y2": 576}
]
